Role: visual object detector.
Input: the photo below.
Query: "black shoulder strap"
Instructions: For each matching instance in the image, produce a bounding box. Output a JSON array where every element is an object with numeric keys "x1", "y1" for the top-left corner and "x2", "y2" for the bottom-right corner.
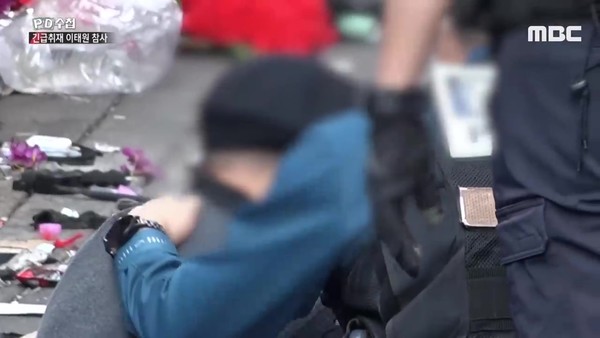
[
  {"x1": 374, "y1": 244, "x2": 401, "y2": 324},
  {"x1": 468, "y1": 274, "x2": 514, "y2": 332}
]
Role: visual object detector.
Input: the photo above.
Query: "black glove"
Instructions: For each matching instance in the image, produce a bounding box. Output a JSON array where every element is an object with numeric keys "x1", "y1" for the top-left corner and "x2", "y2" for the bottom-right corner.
[{"x1": 367, "y1": 87, "x2": 444, "y2": 277}]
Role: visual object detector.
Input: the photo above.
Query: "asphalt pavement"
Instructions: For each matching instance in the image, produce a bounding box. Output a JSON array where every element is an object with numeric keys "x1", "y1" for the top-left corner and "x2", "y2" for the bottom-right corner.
[{"x1": 0, "y1": 44, "x2": 377, "y2": 336}]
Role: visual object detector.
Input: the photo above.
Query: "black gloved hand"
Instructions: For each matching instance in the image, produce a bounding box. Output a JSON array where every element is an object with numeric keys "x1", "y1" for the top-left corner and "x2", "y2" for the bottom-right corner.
[
  {"x1": 367, "y1": 87, "x2": 444, "y2": 278},
  {"x1": 368, "y1": 88, "x2": 443, "y2": 219}
]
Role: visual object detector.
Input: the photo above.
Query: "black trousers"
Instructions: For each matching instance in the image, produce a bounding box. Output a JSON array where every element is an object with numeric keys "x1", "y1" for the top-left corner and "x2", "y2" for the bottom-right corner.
[{"x1": 493, "y1": 22, "x2": 600, "y2": 338}]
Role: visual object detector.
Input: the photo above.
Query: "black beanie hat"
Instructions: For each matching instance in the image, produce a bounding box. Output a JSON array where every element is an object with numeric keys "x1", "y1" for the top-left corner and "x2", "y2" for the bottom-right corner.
[{"x1": 201, "y1": 56, "x2": 358, "y2": 152}]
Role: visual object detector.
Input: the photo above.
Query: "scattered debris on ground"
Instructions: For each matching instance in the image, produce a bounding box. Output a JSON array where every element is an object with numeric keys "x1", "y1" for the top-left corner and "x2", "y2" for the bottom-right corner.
[{"x1": 0, "y1": 134, "x2": 160, "y2": 331}]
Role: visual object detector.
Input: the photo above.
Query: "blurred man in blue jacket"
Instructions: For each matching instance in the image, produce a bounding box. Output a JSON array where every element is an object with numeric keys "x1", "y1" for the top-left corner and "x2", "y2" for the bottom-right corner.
[{"x1": 103, "y1": 56, "x2": 374, "y2": 338}]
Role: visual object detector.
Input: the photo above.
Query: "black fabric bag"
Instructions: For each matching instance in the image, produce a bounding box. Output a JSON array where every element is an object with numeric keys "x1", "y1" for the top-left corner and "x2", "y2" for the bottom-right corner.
[
  {"x1": 320, "y1": 164, "x2": 469, "y2": 338},
  {"x1": 315, "y1": 158, "x2": 514, "y2": 338},
  {"x1": 444, "y1": 159, "x2": 515, "y2": 338},
  {"x1": 281, "y1": 154, "x2": 513, "y2": 338}
]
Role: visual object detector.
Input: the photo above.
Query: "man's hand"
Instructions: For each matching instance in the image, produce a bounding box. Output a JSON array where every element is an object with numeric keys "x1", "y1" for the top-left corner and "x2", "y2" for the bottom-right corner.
[
  {"x1": 367, "y1": 88, "x2": 443, "y2": 222},
  {"x1": 128, "y1": 195, "x2": 202, "y2": 245},
  {"x1": 367, "y1": 88, "x2": 444, "y2": 279}
]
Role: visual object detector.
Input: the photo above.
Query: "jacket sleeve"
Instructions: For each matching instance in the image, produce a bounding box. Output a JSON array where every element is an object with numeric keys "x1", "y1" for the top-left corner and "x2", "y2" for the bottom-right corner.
[
  {"x1": 114, "y1": 228, "x2": 314, "y2": 338},
  {"x1": 114, "y1": 229, "x2": 184, "y2": 338},
  {"x1": 116, "y1": 228, "x2": 262, "y2": 338}
]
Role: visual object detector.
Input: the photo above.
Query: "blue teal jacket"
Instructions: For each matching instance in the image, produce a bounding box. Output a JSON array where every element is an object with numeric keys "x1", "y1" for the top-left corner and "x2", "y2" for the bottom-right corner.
[{"x1": 115, "y1": 110, "x2": 373, "y2": 338}]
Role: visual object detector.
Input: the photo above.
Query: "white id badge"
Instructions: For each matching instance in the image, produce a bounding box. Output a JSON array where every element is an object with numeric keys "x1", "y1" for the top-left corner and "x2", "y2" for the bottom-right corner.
[{"x1": 431, "y1": 62, "x2": 497, "y2": 159}]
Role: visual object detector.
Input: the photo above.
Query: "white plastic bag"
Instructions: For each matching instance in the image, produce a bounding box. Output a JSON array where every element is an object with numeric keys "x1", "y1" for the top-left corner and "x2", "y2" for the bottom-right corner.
[{"x1": 0, "y1": 0, "x2": 182, "y2": 95}]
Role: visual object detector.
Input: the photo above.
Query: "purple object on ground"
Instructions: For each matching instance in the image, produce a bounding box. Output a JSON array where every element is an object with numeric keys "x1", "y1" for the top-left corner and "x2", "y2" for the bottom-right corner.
[
  {"x1": 120, "y1": 147, "x2": 161, "y2": 179},
  {"x1": 8, "y1": 140, "x2": 47, "y2": 168},
  {"x1": 116, "y1": 185, "x2": 137, "y2": 196}
]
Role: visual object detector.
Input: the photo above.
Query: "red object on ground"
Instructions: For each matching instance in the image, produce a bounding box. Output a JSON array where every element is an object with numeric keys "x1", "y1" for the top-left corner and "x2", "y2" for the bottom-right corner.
[
  {"x1": 180, "y1": 0, "x2": 339, "y2": 55},
  {"x1": 54, "y1": 233, "x2": 84, "y2": 249},
  {"x1": 16, "y1": 267, "x2": 61, "y2": 287}
]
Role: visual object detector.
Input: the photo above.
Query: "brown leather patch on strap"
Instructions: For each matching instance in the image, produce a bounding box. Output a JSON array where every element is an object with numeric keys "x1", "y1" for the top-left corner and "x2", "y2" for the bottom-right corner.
[{"x1": 459, "y1": 187, "x2": 498, "y2": 227}]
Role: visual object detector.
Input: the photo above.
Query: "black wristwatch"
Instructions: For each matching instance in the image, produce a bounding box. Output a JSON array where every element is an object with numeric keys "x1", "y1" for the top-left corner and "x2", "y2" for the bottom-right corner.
[{"x1": 103, "y1": 214, "x2": 165, "y2": 257}]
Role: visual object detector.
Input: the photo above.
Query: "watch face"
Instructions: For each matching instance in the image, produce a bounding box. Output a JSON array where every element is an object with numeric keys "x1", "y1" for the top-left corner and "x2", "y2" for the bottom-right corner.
[{"x1": 104, "y1": 215, "x2": 135, "y2": 256}]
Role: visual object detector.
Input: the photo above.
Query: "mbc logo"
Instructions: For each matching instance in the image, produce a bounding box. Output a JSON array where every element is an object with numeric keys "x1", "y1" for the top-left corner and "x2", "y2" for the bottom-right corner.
[{"x1": 528, "y1": 26, "x2": 582, "y2": 42}]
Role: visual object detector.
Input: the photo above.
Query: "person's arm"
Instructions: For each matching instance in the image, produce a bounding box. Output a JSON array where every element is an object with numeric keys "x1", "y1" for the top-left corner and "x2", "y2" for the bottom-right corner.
[
  {"x1": 115, "y1": 224, "x2": 365, "y2": 338},
  {"x1": 115, "y1": 228, "x2": 285, "y2": 338},
  {"x1": 366, "y1": 0, "x2": 453, "y2": 275},
  {"x1": 436, "y1": 18, "x2": 469, "y2": 63},
  {"x1": 377, "y1": 0, "x2": 452, "y2": 90}
]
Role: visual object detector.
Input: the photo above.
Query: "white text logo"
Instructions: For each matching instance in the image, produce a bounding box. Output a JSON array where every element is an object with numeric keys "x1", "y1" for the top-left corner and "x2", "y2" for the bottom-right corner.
[{"x1": 527, "y1": 26, "x2": 582, "y2": 42}]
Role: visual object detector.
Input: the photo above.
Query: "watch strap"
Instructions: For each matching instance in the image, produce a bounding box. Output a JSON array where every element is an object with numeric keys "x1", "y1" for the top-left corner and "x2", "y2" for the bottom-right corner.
[
  {"x1": 104, "y1": 215, "x2": 166, "y2": 257},
  {"x1": 122, "y1": 217, "x2": 164, "y2": 244}
]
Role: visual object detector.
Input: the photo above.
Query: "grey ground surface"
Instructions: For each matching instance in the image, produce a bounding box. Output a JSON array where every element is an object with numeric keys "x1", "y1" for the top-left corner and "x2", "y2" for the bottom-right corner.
[{"x1": 0, "y1": 45, "x2": 376, "y2": 336}]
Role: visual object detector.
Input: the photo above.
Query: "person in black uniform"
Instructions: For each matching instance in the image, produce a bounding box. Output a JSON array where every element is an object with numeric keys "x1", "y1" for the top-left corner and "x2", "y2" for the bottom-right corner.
[{"x1": 371, "y1": 0, "x2": 600, "y2": 337}]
